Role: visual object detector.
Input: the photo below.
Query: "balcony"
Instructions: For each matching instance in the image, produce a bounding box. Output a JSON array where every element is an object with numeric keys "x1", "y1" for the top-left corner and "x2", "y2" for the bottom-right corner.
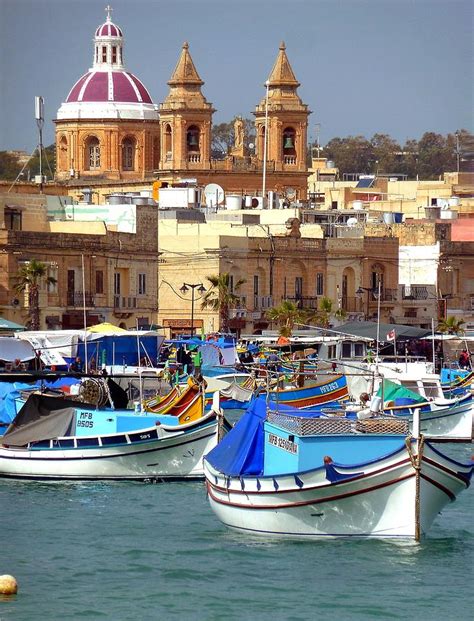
[
  {"x1": 253, "y1": 295, "x2": 274, "y2": 310},
  {"x1": 402, "y1": 285, "x2": 428, "y2": 300},
  {"x1": 284, "y1": 296, "x2": 319, "y2": 309},
  {"x1": 67, "y1": 291, "x2": 95, "y2": 307},
  {"x1": 284, "y1": 156, "x2": 297, "y2": 165},
  {"x1": 379, "y1": 288, "x2": 398, "y2": 302},
  {"x1": 114, "y1": 295, "x2": 137, "y2": 309}
]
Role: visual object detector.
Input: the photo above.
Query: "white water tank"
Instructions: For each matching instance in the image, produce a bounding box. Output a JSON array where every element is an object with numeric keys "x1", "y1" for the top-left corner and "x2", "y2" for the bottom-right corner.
[
  {"x1": 352, "y1": 201, "x2": 363, "y2": 210},
  {"x1": 244, "y1": 195, "x2": 253, "y2": 208},
  {"x1": 327, "y1": 160, "x2": 335, "y2": 168},
  {"x1": 226, "y1": 195, "x2": 242, "y2": 210},
  {"x1": 440, "y1": 209, "x2": 458, "y2": 220},
  {"x1": 448, "y1": 196, "x2": 460, "y2": 207}
]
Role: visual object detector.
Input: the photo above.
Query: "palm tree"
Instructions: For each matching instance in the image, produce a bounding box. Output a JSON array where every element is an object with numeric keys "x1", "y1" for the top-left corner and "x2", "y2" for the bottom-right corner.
[
  {"x1": 305, "y1": 296, "x2": 347, "y2": 329},
  {"x1": 437, "y1": 316, "x2": 465, "y2": 335},
  {"x1": 266, "y1": 300, "x2": 306, "y2": 337},
  {"x1": 201, "y1": 273, "x2": 246, "y2": 333},
  {"x1": 13, "y1": 259, "x2": 57, "y2": 330}
]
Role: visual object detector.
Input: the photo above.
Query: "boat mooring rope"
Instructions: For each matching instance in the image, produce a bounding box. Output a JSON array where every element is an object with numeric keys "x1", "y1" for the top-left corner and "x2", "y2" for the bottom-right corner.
[{"x1": 405, "y1": 434, "x2": 425, "y2": 542}]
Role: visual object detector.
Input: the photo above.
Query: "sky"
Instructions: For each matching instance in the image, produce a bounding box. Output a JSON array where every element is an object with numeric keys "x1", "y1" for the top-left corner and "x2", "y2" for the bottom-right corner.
[{"x1": 0, "y1": 0, "x2": 472, "y2": 152}]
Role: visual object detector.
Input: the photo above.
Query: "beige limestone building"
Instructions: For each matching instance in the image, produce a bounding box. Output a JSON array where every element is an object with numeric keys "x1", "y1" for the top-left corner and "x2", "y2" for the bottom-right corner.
[{"x1": 0, "y1": 193, "x2": 159, "y2": 330}]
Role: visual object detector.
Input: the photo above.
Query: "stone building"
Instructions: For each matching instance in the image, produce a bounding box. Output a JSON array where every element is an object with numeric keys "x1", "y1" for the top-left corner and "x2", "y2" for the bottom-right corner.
[
  {"x1": 157, "y1": 210, "x2": 399, "y2": 336},
  {"x1": 0, "y1": 193, "x2": 159, "y2": 330}
]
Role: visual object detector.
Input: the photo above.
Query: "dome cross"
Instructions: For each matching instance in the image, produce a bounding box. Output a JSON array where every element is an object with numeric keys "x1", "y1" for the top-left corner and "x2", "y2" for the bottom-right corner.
[{"x1": 105, "y1": 5, "x2": 113, "y2": 21}]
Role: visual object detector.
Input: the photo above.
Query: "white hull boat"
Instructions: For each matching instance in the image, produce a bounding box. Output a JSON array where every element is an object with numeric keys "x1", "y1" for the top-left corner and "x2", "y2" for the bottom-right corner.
[
  {"x1": 0, "y1": 393, "x2": 225, "y2": 481},
  {"x1": 204, "y1": 399, "x2": 473, "y2": 540}
]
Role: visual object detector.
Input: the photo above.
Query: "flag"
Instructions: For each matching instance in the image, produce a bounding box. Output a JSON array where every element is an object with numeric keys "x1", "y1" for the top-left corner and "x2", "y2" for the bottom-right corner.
[{"x1": 386, "y1": 329, "x2": 396, "y2": 341}]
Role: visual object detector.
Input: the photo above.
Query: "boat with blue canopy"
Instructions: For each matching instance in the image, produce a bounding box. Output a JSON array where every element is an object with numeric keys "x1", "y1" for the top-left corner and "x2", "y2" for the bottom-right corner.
[{"x1": 204, "y1": 397, "x2": 473, "y2": 540}]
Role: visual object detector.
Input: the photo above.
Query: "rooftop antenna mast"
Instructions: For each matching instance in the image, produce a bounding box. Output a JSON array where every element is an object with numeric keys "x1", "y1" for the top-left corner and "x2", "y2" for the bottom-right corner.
[
  {"x1": 34, "y1": 96, "x2": 45, "y2": 193},
  {"x1": 315, "y1": 123, "x2": 321, "y2": 158}
]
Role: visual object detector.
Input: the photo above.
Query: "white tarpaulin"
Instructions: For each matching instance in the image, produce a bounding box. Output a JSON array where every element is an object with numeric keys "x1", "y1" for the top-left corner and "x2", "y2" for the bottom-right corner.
[{"x1": 0, "y1": 337, "x2": 36, "y2": 362}]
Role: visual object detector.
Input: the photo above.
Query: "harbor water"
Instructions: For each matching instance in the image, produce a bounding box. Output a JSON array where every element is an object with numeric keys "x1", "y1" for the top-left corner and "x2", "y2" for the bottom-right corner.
[{"x1": 1, "y1": 445, "x2": 473, "y2": 620}]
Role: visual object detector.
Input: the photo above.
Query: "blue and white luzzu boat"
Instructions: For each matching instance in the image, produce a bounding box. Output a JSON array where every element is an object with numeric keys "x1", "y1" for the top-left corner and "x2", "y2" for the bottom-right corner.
[
  {"x1": 203, "y1": 398, "x2": 473, "y2": 540},
  {"x1": 0, "y1": 392, "x2": 227, "y2": 481}
]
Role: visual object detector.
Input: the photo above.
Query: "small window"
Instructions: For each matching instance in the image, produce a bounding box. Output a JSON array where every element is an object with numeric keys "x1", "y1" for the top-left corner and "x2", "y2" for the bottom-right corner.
[
  {"x1": 138, "y1": 273, "x2": 146, "y2": 295},
  {"x1": 102, "y1": 46, "x2": 107, "y2": 62},
  {"x1": 354, "y1": 343, "x2": 364, "y2": 358},
  {"x1": 4, "y1": 209, "x2": 22, "y2": 231},
  {"x1": 229, "y1": 275, "x2": 234, "y2": 293},
  {"x1": 295, "y1": 277, "x2": 303, "y2": 298},
  {"x1": 95, "y1": 270, "x2": 104, "y2": 294},
  {"x1": 114, "y1": 272, "x2": 121, "y2": 295},
  {"x1": 253, "y1": 275, "x2": 259, "y2": 297},
  {"x1": 341, "y1": 342, "x2": 352, "y2": 358},
  {"x1": 112, "y1": 46, "x2": 117, "y2": 63},
  {"x1": 316, "y1": 273, "x2": 324, "y2": 296}
]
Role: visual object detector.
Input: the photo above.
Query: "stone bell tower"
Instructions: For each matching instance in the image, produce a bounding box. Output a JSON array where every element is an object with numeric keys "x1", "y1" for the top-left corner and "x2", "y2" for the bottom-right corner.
[
  {"x1": 159, "y1": 42, "x2": 215, "y2": 171},
  {"x1": 254, "y1": 42, "x2": 310, "y2": 173}
]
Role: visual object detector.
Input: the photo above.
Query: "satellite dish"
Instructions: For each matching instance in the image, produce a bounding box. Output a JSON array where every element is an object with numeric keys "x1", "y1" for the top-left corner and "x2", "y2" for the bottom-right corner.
[
  {"x1": 204, "y1": 183, "x2": 225, "y2": 207},
  {"x1": 285, "y1": 187, "x2": 296, "y2": 199},
  {"x1": 346, "y1": 217, "x2": 358, "y2": 227},
  {"x1": 248, "y1": 143, "x2": 255, "y2": 150}
]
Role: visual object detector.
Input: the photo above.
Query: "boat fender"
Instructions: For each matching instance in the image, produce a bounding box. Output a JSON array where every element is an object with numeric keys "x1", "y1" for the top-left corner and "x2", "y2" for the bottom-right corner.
[{"x1": 155, "y1": 421, "x2": 161, "y2": 426}]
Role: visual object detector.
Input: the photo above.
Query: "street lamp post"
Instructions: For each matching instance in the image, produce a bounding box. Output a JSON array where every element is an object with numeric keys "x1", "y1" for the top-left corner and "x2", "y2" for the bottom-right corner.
[{"x1": 180, "y1": 283, "x2": 206, "y2": 336}]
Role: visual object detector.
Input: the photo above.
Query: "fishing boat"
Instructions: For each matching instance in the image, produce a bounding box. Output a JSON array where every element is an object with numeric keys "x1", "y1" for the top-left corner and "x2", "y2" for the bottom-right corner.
[
  {"x1": 357, "y1": 378, "x2": 473, "y2": 441},
  {"x1": 265, "y1": 373, "x2": 349, "y2": 409},
  {"x1": 0, "y1": 391, "x2": 226, "y2": 481},
  {"x1": 440, "y1": 369, "x2": 473, "y2": 397},
  {"x1": 204, "y1": 398, "x2": 473, "y2": 540}
]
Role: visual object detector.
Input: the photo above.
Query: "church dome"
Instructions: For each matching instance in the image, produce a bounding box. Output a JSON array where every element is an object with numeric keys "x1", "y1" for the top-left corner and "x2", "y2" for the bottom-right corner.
[
  {"x1": 57, "y1": 8, "x2": 158, "y2": 121},
  {"x1": 95, "y1": 20, "x2": 123, "y2": 38},
  {"x1": 65, "y1": 71, "x2": 153, "y2": 105}
]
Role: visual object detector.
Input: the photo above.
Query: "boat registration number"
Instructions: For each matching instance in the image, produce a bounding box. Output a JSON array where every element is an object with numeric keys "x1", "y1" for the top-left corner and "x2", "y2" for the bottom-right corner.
[
  {"x1": 268, "y1": 433, "x2": 298, "y2": 454},
  {"x1": 319, "y1": 381, "x2": 339, "y2": 394}
]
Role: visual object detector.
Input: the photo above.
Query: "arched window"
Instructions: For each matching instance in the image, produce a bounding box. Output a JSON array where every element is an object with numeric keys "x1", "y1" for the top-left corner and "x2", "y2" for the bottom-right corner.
[
  {"x1": 164, "y1": 124, "x2": 172, "y2": 161},
  {"x1": 186, "y1": 125, "x2": 199, "y2": 150},
  {"x1": 186, "y1": 125, "x2": 200, "y2": 163},
  {"x1": 122, "y1": 137, "x2": 136, "y2": 171},
  {"x1": 85, "y1": 136, "x2": 100, "y2": 170},
  {"x1": 282, "y1": 127, "x2": 296, "y2": 164},
  {"x1": 371, "y1": 264, "x2": 384, "y2": 292},
  {"x1": 58, "y1": 135, "x2": 68, "y2": 171}
]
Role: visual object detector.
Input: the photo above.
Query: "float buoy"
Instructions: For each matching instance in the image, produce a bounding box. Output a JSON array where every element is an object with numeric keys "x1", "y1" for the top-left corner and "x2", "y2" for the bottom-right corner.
[{"x1": 0, "y1": 575, "x2": 18, "y2": 595}]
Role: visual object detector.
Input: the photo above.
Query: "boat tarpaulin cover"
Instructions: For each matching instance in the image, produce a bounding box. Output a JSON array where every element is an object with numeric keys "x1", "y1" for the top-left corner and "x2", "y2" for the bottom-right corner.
[
  {"x1": 377, "y1": 379, "x2": 426, "y2": 405},
  {"x1": 337, "y1": 321, "x2": 432, "y2": 341},
  {"x1": 205, "y1": 397, "x2": 267, "y2": 476},
  {"x1": 2, "y1": 394, "x2": 86, "y2": 446}
]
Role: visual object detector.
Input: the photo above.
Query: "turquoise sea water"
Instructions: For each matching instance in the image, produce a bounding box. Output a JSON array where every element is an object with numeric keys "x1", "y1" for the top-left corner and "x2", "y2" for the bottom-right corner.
[{"x1": 1, "y1": 446, "x2": 473, "y2": 621}]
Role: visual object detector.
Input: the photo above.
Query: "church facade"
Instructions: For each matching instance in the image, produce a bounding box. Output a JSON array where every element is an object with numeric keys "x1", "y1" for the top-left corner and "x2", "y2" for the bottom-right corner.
[{"x1": 55, "y1": 9, "x2": 311, "y2": 199}]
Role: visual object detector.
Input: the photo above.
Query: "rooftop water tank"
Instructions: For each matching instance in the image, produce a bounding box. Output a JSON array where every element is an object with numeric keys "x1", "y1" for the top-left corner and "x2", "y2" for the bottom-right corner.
[
  {"x1": 352, "y1": 201, "x2": 363, "y2": 210},
  {"x1": 226, "y1": 195, "x2": 242, "y2": 210},
  {"x1": 448, "y1": 196, "x2": 460, "y2": 207}
]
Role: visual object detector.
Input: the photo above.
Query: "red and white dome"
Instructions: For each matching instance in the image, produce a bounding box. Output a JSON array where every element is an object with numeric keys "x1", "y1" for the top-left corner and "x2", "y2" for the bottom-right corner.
[
  {"x1": 57, "y1": 8, "x2": 158, "y2": 121},
  {"x1": 95, "y1": 20, "x2": 123, "y2": 38},
  {"x1": 66, "y1": 71, "x2": 153, "y2": 105}
]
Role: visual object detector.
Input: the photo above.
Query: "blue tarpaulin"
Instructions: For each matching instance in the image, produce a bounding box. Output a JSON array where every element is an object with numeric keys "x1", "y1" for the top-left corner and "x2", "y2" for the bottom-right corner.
[{"x1": 205, "y1": 397, "x2": 324, "y2": 477}]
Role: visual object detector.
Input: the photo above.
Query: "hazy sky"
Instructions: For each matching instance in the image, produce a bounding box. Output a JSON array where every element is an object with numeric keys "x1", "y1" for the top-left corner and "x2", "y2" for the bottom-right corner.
[{"x1": 0, "y1": 0, "x2": 472, "y2": 151}]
